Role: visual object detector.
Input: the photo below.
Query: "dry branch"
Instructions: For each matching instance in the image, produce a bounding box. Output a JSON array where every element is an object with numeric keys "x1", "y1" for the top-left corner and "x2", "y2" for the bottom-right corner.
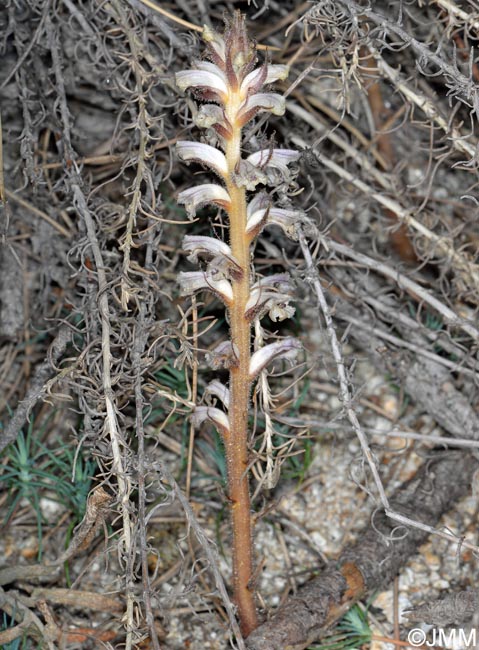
[
  {"x1": 405, "y1": 589, "x2": 479, "y2": 626},
  {"x1": 291, "y1": 131, "x2": 479, "y2": 312},
  {"x1": 246, "y1": 451, "x2": 478, "y2": 650},
  {"x1": 2, "y1": 0, "x2": 479, "y2": 647},
  {"x1": 0, "y1": 325, "x2": 71, "y2": 454}
]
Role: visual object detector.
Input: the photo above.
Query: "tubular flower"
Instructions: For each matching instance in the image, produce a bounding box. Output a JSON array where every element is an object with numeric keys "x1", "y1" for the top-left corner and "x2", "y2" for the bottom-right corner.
[
  {"x1": 205, "y1": 340, "x2": 239, "y2": 369},
  {"x1": 245, "y1": 273, "x2": 296, "y2": 322},
  {"x1": 177, "y1": 183, "x2": 231, "y2": 219},
  {"x1": 204, "y1": 379, "x2": 230, "y2": 409},
  {"x1": 191, "y1": 406, "x2": 230, "y2": 437},
  {"x1": 177, "y1": 269, "x2": 233, "y2": 304},
  {"x1": 175, "y1": 12, "x2": 305, "y2": 637}
]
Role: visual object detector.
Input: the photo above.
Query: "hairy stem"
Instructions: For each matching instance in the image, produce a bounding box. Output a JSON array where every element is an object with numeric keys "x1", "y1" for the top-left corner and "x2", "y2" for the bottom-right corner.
[{"x1": 225, "y1": 93, "x2": 258, "y2": 636}]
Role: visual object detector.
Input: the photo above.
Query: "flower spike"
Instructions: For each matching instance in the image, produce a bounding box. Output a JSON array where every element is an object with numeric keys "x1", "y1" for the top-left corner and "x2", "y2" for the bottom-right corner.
[{"x1": 175, "y1": 12, "x2": 305, "y2": 636}]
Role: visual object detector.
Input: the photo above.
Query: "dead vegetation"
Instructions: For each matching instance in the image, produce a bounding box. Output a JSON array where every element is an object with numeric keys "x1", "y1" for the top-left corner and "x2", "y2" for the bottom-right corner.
[{"x1": 0, "y1": 1, "x2": 479, "y2": 648}]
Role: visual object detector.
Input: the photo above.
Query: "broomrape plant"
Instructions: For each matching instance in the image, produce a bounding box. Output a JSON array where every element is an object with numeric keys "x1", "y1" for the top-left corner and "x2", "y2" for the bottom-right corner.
[{"x1": 175, "y1": 12, "x2": 309, "y2": 635}]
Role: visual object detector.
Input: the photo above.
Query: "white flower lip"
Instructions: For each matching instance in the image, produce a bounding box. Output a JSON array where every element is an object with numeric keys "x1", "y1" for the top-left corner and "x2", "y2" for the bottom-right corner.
[
  {"x1": 182, "y1": 235, "x2": 241, "y2": 276},
  {"x1": 195, "y1": 104, "x2": 226, "y2": 129},
  {"x1": 205, "y1": 341, "x2": 239, "y2": 369},
  {"x1": 240, "y1": 93, "x2": 286, "y2": 117},
  {"x1": 192, "y1": 406, "x2": 230, "y2": 436},
  {"x1": 245, "y1": 273, "x2": 295, "y2": 321},
  {"x1": 178, "y1": 184, "x2": 231, "y2": 218},
  {"x1": 175, "y1": 70, "x2": 228, "y2": 100},
  {"x1": 268, "y1": 303, "x2": 296, "y2": 322},
  {"x1": 178, "y1": 270, "x2": 233, "y2": 303},
  {"x1": 247, "y1": 148, "x2": 300, "y2": 175},
  {"x1": 177, "y1": 141, "x2": 228, "y2": 178},
  {"x1": 204, "y1": 379, "x2": 230, "y2": 409},
  {"x1": 240, "y1": 64, "x2": 289, "y2": 97},
  {"x1": 249, "y1": 338, "x2": 301, "y2": 379},
  {"x1": 202, "y1": 24, "x2": 226, "y2": 63}
]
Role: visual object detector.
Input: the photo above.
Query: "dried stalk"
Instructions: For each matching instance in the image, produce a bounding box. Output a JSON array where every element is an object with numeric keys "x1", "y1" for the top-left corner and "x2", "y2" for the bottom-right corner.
[
  {"x1": 298, "y1": 231, "x2": 479, "y2": 554},
  {"x1": 371, "y1": 49, "x2": 478, "y2": 161},
  {"x1": 224, "y1": 113, "x2": 257, "y2": 633},
  {"x1": 289, "y1": 117, "x2": 479, "y2": 305},
  {"x1": 338, "y1": 0, "x2": 479, "y2": 116},
  {"x1": 110, "y1": 0, "x2": 151, "y2": 310},
  {"x1": 317, "y1": 236, "x2": 479, "y2": 343},
  {"x1": 73, "y1": 186, "x2": 135, "y2": 646}
]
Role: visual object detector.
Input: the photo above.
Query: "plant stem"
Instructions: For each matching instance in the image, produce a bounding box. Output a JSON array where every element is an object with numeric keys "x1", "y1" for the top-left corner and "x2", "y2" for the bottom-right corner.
[{"x1": 224, "y1": 92, "x2": 258, "y2": 636}]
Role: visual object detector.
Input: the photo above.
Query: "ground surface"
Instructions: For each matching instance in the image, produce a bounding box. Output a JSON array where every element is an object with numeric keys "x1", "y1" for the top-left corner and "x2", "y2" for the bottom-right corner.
[{"x1": 1, "y1": 1, "x2": 479, "y2": 649}]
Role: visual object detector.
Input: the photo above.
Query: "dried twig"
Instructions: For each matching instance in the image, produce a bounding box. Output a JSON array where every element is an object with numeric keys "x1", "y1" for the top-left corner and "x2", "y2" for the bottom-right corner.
[
  {"x1": 299, "y1": 230, "x2": 479, "y2": 548},
  {"x1": 0, "y1": 326, "x2": 71, "y2": 454},
  {"x1": 246, "y1": 451, "x2": 478, "y2": 649}
]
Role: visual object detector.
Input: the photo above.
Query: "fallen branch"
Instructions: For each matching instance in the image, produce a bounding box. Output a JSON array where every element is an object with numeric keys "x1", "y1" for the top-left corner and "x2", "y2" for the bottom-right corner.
[
  {"x1": 0, "y1": 325, "x2": 71, "y2": 454},
  {"x1": 405, "y1": 589, "x2": 479, "y2": 626},
  {"x1": 246, "y1": 450, "x2": 478, "y2": 649}
]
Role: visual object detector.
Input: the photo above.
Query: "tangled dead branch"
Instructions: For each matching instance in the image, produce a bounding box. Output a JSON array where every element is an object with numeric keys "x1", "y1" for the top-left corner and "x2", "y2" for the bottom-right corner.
[{"x1": 1, "y1": 0, "x2": 479, "y2": 647}]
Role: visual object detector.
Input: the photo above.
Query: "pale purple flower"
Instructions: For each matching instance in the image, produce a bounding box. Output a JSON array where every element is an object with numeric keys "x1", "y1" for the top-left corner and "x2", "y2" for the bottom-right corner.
[
  {"x1": 240, "y1": 64, "x2": 289, "y2": 97},
  {"x1": 204, "y1": 379, "x2": 230, "y2": 409},
  {"x1": 205, "y1": 341, "x2": 239, "y2": 369},
  {"x1": 195, "y1": 104, "x2": 227, "y2": 130},
  {"x1": 251, "y1": 273, "x2": 293, "y2": 294},
  {"x1": 232, "y1": 159, "x2": 268, "y2": 190},
  {"x1": 178, "y1": 183, "x2": 231, "y2": 219},
  {"x1": 246, "y1": 192, "x2": 270, "y2": 232},
  {"x1": 234, "y1": 149, "x2": 299, "y2": 188},
  {"x1": 246, "y1": 194, "x2": 306, "y2": 240},
  {"x1": 202, "y1": 25, "x2": 226, "y2": 64},
  {"x1": 240, "y1": 93, "x2": 286, "y2": 117},
  {"x1": 249, "y1": 338, "x2": 301, "y2": 378},
  {"x1": 265, "y1": 207, "x2": 305, "y2": 240},
  {"x1": 182, "y1": 235, "x2": 242, "y2": 278},
  {"x1": 178, "y1": 269, "x2": 233, "y2": 304},
  {"x1": 192, "y1": 406, "x2": 230, "y2": 436},
  {"x1": 176, "y1": 69, "x2": 228, "y2": 101},
  {"x1": 176, "y1": 141, "x2": 228, "y2": 178},
  {"x1": 269, "y1": 303, "x2": 296, "y2": 322},
  {"x1": 194, "y1": 61, "x2": 228, "y2": 84},
  {"x1": 246, "y1": 149, "x2": 300, "y2": 178},
  {"x1": 245, "y1": 274, "x2": 295, "y2": 322},
  {"x1": 183, "y1": 235, "x2": 232, "y2": 262}
]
